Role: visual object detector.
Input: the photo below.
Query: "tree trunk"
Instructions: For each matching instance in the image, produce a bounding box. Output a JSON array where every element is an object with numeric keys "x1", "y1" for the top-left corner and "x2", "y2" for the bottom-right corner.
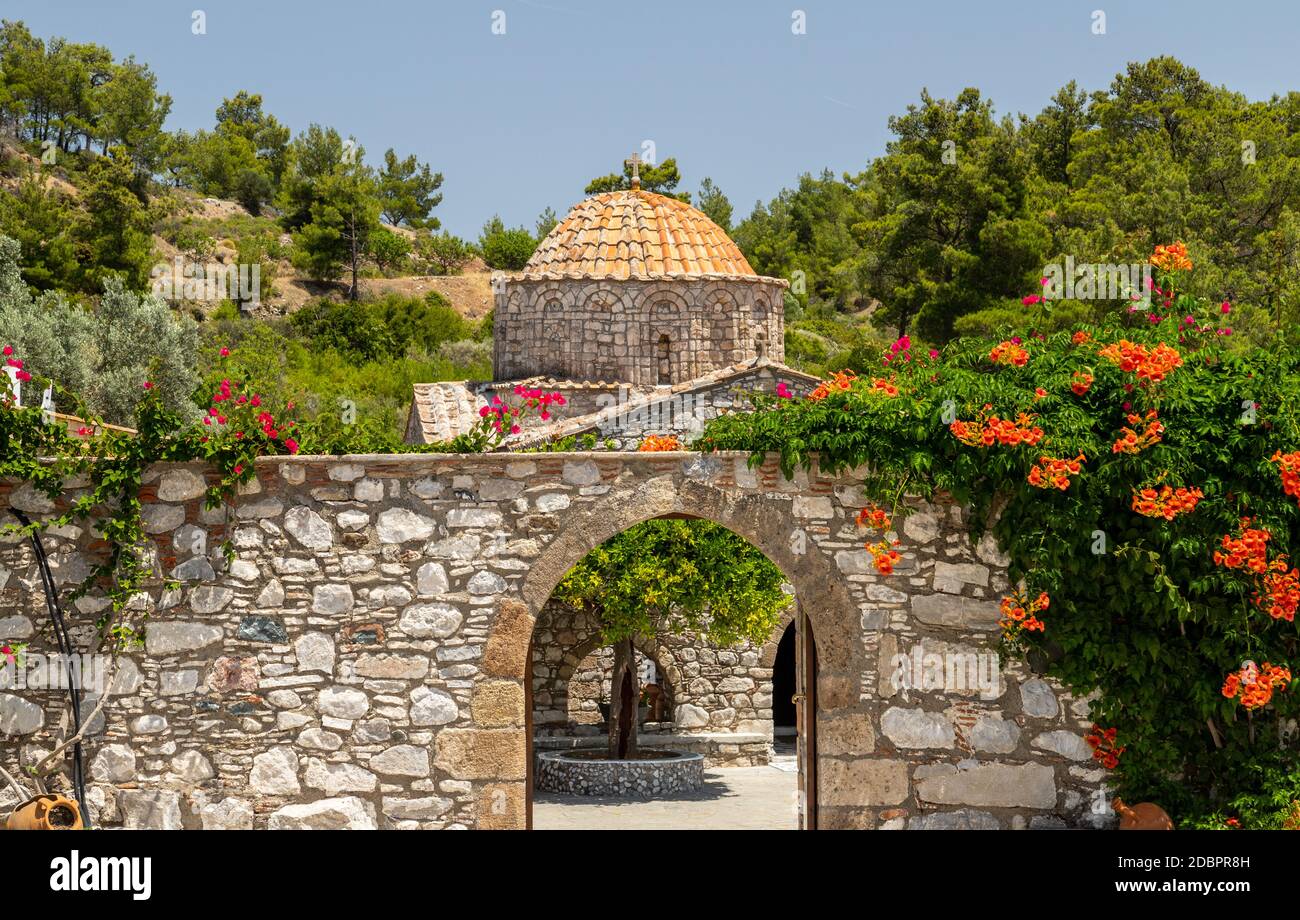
[
  {"x1": 607, "y1": 636, "x2": 639, "y2": 760},
  {"x1": 349, "y1": 217, "x2": 360, "y2": 302}
]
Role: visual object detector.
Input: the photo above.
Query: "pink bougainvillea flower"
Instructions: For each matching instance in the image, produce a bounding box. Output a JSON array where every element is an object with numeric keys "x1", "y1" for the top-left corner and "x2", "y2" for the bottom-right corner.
[
  {"x1": 1, "y1": 345, "x2": 11, "y2": 356},
  {"x1": 219, "y1": 347, "x2": 230, "y2": 357},
  {"x1": 776, "y1": 381, "x2": 792, "y2": 399},
  {"x1": 285, "y1": 438, "x2": 299, "y2": 454},
  {"x1": 15, "y1": 370, "x2": 30, "y2": 382},
  {"x1": 1221, "y1": 301, "x2": 1231, "y2": 314},
  {"x1": 143, "y1": 381, "x2": 154, "y2": 390}
]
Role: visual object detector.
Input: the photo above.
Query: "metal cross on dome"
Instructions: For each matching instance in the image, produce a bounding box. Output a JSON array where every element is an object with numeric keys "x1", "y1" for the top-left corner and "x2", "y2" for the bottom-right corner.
[{"x1": 624, "y1": 152, "x2": 641, "y2": 190}]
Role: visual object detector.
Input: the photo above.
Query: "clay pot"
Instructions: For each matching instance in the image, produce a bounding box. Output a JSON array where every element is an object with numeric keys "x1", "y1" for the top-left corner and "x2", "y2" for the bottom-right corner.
[
  {"x1": 6, "y1": 794, "x2": 83, "y2": 830},
  {"x1": 1113, "y1": 798, "x2": 1174, "y2": 830}
]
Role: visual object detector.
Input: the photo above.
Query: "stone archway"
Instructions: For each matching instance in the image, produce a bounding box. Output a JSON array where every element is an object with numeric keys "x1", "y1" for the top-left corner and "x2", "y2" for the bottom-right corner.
[
  {"x1": 517, "y1": 476, "x2": 860, "y2": 675},
  {"x1": 511, "y1": 474, "x2": 865, "y2": 829}
]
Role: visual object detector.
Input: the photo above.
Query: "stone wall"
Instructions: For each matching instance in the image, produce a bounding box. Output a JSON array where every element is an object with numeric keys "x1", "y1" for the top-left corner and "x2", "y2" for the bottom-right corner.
[
  {"x1": 493, "y1": 277, "x2": 787, "y2": 386},
  {"x1": 0, "y1": 452, "x2": 1109, "y2": 830}
]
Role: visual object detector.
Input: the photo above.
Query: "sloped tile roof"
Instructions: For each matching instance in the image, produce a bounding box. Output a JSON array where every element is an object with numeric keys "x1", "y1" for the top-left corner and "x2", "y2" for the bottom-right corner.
[
  {"x1": 406, "y1": 360, "x2": 819, "y2": 447},
  {"x1": 406, "y1": 382, "x2": 486, "y2": 444},
  {"x1": 516, "y1": 189, "x2": 761, "y2": 281},
  {"x1": 512, "y1": 358, "x2": 822, "y2": 447}
]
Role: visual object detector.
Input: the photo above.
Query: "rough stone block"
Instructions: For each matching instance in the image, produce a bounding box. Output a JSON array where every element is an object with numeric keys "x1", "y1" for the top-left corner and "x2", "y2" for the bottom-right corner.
[
  {"x1": 915, "y1": 761, "x2": 1056, "y2": 809},
  {"x1": 433, "y1": 729, "x2": 526, "y2": 780},
  {"x1": 818, "y1": 757, "x2": 909, "y2": 807}
]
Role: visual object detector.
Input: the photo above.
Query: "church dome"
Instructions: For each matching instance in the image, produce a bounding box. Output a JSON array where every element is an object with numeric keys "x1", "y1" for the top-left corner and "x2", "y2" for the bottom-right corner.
[{"x1": 517, "y1": 189, "x2": 758, "y2": 280}]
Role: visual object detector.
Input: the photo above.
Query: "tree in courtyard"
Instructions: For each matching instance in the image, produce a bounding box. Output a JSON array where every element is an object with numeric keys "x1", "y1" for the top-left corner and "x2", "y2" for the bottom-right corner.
[{"x1": 552, "y1": 518, "x2": 790, "y2": 759}]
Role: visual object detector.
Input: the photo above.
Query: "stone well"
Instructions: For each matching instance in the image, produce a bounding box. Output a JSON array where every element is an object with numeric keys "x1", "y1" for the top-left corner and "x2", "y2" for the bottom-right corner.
[{"x1": 535, "y1": 750, "x2": 704, "y2": 797}]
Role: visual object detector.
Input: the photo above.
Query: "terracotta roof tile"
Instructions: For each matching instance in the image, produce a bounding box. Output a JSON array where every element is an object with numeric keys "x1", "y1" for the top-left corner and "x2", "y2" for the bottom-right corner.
[{"x1": 517, "y1": 189, "x2": 761, "y2": 281}]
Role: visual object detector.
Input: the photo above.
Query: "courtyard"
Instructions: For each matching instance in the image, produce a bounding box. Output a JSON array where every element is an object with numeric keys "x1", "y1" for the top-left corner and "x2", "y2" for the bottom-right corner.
[{"x1": 534, "y1": 747, "x2": 799, "y2": 830}]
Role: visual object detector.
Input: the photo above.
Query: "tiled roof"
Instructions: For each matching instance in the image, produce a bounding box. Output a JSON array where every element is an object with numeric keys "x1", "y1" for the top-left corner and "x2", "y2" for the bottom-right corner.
[
  {"x1": 405, "y1": 359, "x2": 819, "y2": 446},
  {"x1": 406, "y1": 382, "x2": 486, "y2": 444},
  {"x1": 512, "y1": 358, "x2": 822, "y2": 447},
  {"x1": 516, "y1": 189, "x2": 761, "y2": 281}
]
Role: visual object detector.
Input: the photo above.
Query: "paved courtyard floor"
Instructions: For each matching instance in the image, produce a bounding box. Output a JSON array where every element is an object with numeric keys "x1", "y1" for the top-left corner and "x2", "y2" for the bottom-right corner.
[{"x1": 533, "y1": 758, "x2": 800, "y2": 830}]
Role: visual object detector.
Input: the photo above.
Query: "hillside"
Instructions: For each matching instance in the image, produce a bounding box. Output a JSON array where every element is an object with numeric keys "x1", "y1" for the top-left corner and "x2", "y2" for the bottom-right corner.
[{"x1": 0, "y1": 135, "x2": 494, "y2": 321}]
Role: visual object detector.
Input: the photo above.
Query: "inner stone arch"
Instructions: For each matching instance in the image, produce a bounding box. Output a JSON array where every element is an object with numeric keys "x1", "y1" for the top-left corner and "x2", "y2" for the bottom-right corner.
[{"x1": 518, "y1": 477, "x2": 859, "y2": 677}]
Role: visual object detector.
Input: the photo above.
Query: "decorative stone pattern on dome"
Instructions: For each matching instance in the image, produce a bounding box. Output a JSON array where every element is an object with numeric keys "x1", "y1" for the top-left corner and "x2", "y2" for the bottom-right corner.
[
  {"x1": 517, "y1": 190, "x2": 761, "y2": 281},
  {"x1": 493, "y1": 276, "x2": 787, "y2": 386}
]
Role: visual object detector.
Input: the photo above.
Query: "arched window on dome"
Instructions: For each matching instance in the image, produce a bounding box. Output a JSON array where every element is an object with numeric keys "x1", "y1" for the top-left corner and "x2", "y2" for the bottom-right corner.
[
  {"x1": 755, "y1": 331, "x2": 768, "y2": 360},
  {"x1": 543, "y1": 299, "x2": 567, "y2": 378}
]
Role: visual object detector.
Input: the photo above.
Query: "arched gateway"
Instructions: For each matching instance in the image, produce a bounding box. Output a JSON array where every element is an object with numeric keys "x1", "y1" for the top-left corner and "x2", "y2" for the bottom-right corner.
[{"x1": 0, "y1": 452, "x2": 1104, "y2": 830}]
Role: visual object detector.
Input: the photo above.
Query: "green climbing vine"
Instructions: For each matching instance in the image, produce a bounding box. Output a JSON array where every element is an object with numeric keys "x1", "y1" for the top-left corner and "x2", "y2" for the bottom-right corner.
[{"x1": 697, "y1": 250, "x2": 1300, "y2": 827}]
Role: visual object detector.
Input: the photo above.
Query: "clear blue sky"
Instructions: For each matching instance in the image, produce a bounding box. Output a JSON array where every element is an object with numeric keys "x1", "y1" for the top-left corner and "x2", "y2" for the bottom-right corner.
[{"x1": 8, "y1": 0, "x2": 1300, "y2": 237}]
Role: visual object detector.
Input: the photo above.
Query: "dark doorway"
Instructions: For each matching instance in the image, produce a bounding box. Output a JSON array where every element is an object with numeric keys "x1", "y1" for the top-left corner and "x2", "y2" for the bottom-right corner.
[{"x1": 772, "y1": 621, "x2": 796, "y2": 734}]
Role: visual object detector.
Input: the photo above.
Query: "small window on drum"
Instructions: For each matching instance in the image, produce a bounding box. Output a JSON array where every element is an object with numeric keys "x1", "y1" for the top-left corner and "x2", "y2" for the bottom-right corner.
[{"x1": 657, "y1": 334, "x2": 671, "y2": 384}]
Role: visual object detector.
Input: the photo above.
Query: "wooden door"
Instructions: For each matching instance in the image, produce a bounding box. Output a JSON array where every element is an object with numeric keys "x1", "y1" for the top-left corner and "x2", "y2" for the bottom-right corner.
[{"x1": 795, "y1": 606, "x2": 818, "y2": 829}]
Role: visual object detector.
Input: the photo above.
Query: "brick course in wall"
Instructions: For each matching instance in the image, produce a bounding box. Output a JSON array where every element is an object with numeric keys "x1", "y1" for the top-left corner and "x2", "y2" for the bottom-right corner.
[{"x1": 0, "y1": 452, "x2": 1110, "y2": 829}]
